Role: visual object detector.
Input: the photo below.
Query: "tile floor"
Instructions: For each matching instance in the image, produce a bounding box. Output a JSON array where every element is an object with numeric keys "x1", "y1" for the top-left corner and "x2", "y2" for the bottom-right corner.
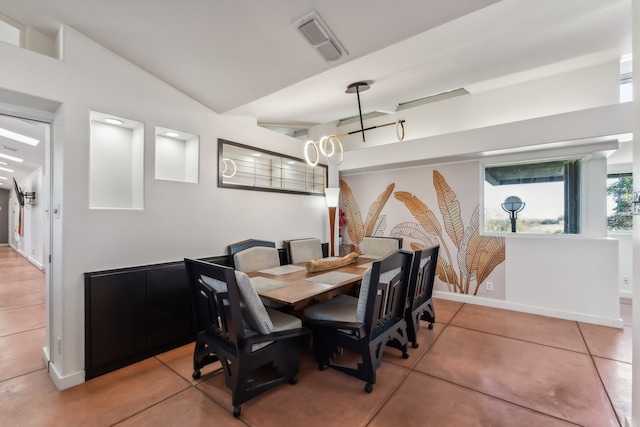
[{"x1": 0, "y1": 246, "x2": 632, "y2": 426}]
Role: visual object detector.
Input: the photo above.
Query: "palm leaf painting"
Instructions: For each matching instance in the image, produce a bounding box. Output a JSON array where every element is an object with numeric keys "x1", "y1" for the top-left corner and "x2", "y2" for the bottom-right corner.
[
  {"x1": 340, "y1": 180, "x2": 365, "y2": 245},
  {"x1": 363, "y1": 183, "x2": 394, "y2": 236},
  {"x1": 341, "y1": 171, "x2": 505, "y2": 295},
  {"x1": 393, "y1": 170, "x2": 505, "y2": 294},
  {"x1": 433, "y1": 170, "x2": 464, "y2": 248},
  {"x1": 436, "y1": 256, "x2": 459, "y2": 292},
  {"x1": 394, "y1": 190, "x2": 460, "y2": 292},
  {"x1": 340, "y1": 180, "x2": 395, "y2": 250}
]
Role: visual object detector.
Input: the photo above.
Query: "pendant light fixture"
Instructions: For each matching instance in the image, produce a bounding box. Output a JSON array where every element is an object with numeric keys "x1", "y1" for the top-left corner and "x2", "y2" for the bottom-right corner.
[{"x1": 304, "y1": 81, "x2": 406, "y2": 167}]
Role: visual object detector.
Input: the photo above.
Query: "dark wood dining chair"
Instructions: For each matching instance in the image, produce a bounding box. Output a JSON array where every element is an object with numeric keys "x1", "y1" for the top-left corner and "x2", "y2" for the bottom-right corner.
[
  {"x1": 228, "y1": 239, "x2": 281, "y2": 272},
  {"x1": 303, "y1": 250, "x2": 413, "y2": 393},
  {"x1": 283, "y1": 237, "x2": 324, "y2": 264},
  {"x1": 358, "y1": 236, "x2": 403, "y2": 257},
  {"x1": 185, "y1": 258, "x2": 310, "y2": 417},
  {"x1": 406, "y1": 245, "x2": 439, "y2": 348}
]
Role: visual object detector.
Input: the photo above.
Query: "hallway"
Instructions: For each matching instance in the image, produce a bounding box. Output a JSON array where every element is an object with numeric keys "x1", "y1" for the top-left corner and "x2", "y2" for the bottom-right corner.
[{"x1": 0, "y1": 246, "x2": 632, "y2": 426}]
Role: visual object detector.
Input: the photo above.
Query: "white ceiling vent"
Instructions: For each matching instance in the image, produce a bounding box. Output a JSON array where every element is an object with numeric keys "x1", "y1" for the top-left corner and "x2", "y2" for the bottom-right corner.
[{"x1": 296, "y1": 12, "x2": 346, "y2": 62}]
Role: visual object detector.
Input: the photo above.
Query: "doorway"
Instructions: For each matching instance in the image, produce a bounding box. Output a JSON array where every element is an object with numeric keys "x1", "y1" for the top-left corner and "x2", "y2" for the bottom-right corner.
[{"x1": 0, "y1": 91, "x2": 59, "y2": 373}]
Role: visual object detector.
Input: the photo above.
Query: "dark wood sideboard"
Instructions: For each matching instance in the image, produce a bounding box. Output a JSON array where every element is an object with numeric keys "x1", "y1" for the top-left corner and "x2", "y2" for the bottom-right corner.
[
  {"x1": 83, "y1": 245, "x2": 310, "y2": 379},
  {"x1": 84, "y1": 255, "x2": 229, "y2": 380}
]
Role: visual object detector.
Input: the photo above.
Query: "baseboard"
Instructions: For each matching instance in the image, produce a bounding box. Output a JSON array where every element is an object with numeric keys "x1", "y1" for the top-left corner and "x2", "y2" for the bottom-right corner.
[
  {"x1": 432, "y1": 291, "x2": 623, "y2": 328},
  {"x1": 28, "y1": 256, "x2": 44, "y2": 270},
  {"x1": 42, "y1": 345, "x2": 50, "y2": 368},
  {"x1": 0, "y1": 243, "x2": 8, "y2": 246},
  {"x1": 47, "y1": 360, "x2": 85, "y2": 390}
]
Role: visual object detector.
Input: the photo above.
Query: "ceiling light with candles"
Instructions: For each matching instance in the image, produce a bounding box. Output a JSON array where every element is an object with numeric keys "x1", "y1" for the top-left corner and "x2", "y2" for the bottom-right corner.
[{"x1": 304, "y1": 81, "x2": 405, "y2": 167}]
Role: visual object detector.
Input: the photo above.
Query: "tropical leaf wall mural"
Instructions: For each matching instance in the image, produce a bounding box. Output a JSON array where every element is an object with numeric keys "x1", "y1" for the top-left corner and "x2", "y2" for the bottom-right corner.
[
  {"x1": 340, "y1": 168, "x2": 506, "y2": 296},
  {"x1": 340, "y1": 181, "x2": 395, "y2": 251}
]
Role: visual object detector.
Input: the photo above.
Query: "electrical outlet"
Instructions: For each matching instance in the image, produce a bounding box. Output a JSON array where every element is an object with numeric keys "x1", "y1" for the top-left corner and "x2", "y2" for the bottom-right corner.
[
  {"x1": 486, "y1": 282, "x2": 493, "y2": 291},
  {"x1": 623, "y1": 276, "x2": 630, "y2": 284}
]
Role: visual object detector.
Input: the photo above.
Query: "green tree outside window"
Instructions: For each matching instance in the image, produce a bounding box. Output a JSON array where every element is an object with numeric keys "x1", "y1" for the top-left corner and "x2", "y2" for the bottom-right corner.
[{"x1": 607, "y1": 175, "x2": 633, "y2": 231}]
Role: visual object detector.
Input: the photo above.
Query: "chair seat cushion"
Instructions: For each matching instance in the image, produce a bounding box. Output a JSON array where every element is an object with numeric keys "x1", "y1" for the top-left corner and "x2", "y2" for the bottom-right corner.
[
  {"x1": 267, "y1": 307, "x2": 303, "y2": 331},
  {"x1": 245, "y1": 308, "x2": 302, "y2": 352},
  {"x1": 304, "y1": 294, "x2": 358, "y2": 322}
]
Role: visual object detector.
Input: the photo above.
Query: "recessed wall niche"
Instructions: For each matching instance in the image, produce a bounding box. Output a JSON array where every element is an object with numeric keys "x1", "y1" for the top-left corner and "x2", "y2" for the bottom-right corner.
[
  {"x1": 154, "y1": 127, "x2": 199, "y2": 183},
  {"x1": 89, "y1": 112, "x2": 144, "y2": 209}
]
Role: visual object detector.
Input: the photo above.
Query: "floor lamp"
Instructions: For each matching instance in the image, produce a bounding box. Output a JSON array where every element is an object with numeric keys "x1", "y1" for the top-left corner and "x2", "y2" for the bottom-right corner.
[{"x1": 325, "y1": 188, "x2": 340, "y2": 256}]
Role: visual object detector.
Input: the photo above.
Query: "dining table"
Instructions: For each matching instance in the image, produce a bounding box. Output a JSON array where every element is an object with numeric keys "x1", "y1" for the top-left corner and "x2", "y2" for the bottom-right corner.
[{"x1": 246, "y1": 254, "x2": 378, "y2": 311}]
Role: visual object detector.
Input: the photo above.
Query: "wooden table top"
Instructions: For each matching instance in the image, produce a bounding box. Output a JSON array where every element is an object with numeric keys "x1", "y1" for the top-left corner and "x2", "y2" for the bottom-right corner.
[{"x1": 247, "y1": 255, "x2": 376, "y2": 311}]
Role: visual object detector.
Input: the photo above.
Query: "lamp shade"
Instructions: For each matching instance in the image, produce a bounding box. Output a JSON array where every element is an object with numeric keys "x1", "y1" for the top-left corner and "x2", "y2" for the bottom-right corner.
[{"x1": 325, "y1": 187, "x2": 340, "y2": 207}]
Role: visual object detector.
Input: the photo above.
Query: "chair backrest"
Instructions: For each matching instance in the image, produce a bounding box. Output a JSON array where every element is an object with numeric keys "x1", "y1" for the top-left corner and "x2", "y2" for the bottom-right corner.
[
  {"x1": 408, "y1": 245, "x2": 440, "y2": 311},
  {"x1": 185, "y1": 258, "x2": 243, "y2": 347},
  {"x1": 359, "y1": 236, "x2": 403, "y2": 257},
  {"x1": 356, "y1": 250, "x2": 413, "y2": 335},
  {"x1": 284, "y1": 238, "x2": 323, "y2": 264},
  {"x1": 228, "y1": 239, "x2": 280, "y2": 272},
  {"x1": 185, "y1": 259, "x2": 275, "y2": 344},
  {"x1": 228, "y1": 239, "x2": 276, "y2": 257}
]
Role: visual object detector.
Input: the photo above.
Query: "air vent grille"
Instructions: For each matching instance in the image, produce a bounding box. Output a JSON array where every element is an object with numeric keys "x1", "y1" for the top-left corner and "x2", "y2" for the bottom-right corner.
[
  {"x1": 298, "y1": 20, "x2": 329, "y2": 46},
  {"x1": 316, "y1": 39, "x2": 342, "y2": 62},
  {"x1": 295, "y1": 12, "x2": 345, "y2": 62}
]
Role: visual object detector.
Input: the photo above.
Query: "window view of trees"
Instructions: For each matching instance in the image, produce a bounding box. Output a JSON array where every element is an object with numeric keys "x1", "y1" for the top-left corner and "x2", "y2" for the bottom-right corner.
[{"x1": 607, "y1": 174, "x2": 633, "y2": 231}]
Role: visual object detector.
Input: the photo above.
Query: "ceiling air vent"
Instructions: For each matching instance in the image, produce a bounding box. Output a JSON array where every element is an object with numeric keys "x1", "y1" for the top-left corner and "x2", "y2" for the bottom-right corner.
[{"x1": 296, "y1": 12, "x2": 346, "y2": 62}]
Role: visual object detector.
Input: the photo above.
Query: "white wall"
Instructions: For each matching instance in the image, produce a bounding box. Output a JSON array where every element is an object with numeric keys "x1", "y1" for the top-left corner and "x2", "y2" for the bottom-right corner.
[
  {"x1": 610, "y1": 231, "x2": 633, "y2": 298},
  {"x1": 505, "y1": 236, "x2": 619, "y2": 326},
  {"x1": 339, "y1": 103, "x2": 631, "y2": 175},
  {"x1": 21, "y1": 167, "x2": 44, "y2": 268}
]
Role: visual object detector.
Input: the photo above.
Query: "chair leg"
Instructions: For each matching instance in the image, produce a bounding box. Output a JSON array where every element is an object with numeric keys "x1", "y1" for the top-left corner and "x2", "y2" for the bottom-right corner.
[
  {"x1": 312, "y1": 330, "x2": 339, "y2": 370},
  {"x1": 420, "y1": 299, "x2": 436, "y2": 325},
  {"x1": 406, "y1": 310, "x2": 420, "y2": 348},
  {"x1": 193, "y1": 339, "x2": 219, "y2": 378}
]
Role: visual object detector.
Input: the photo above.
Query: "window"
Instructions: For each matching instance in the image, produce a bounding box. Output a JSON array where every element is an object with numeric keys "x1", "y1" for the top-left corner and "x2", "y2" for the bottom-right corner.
[
  {"x1": 483, "y1": 159, "x2": 581, "y2": 234},
  {"x1": 607, "y1": 173, "x2": 633, "y2": 231}
]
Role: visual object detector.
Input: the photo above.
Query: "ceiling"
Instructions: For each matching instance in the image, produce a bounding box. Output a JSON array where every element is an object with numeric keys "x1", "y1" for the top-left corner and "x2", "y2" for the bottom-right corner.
[{"x1": 0, "y1": 0, "x2": 632, "y2": 187}]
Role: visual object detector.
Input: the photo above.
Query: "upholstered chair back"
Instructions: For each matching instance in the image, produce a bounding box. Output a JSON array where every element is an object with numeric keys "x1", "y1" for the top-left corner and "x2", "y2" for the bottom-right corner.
[
  {"x1": 288, "y1": 238, "x2": 323, "y2": 263},
  {"x1": 233, "y1": 246, "x2": 280, "y2": 273},
  {"x1": 359, "y1": 237, "x2": 401, "y2": 257}
]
